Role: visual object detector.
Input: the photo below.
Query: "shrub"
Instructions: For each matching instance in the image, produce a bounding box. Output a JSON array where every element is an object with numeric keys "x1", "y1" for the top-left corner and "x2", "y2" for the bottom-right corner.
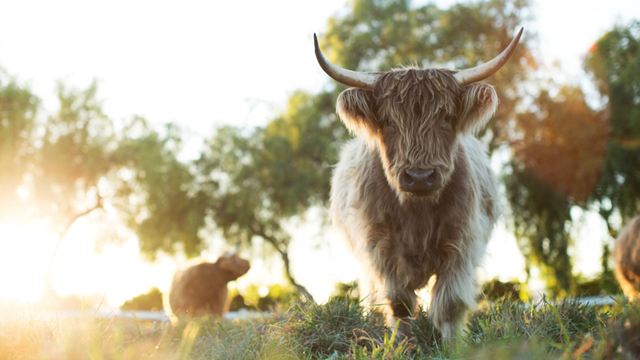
[{"x1": 120, "y1": 287, "x2": 163, "y2": 311}]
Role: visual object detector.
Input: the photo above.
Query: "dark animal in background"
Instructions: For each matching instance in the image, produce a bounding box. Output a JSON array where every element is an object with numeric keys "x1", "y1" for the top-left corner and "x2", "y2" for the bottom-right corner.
[
  {"x1": 165, "y1": 254, "x2": 250, "y2": 323},
  {"x1": 315, "y1": 28, "x2": 523, "y2": 337},
  {"x1": 614, "y1": 216, "x2": 640, "y2": 301}
]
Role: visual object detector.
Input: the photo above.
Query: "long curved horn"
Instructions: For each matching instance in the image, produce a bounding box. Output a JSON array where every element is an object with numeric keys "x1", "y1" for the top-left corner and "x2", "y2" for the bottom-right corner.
[
  {"x1": 314, "y1": 33, "x2": 379, "y2": 89},
  {"x1": 454, "y1": 27, "x2": 524, "y2": 85}
]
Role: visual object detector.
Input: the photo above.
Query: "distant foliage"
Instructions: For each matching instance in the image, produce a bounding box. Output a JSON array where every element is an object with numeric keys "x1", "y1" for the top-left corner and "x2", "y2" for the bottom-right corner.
[
  {"x1": 331, "y1": 281, "x2": 360, "y2": 301},
  {"x1": 120, "y1": 288, "x2": 163, "y2": 312},
  {"x1": 227, "y1": 293, "x2": 248, "y2": 312},
  {"x1": 0, "y1": 70, "x2": 39, "y2": 219},
  {"x1": 586, "y1": 21, "x2": 640, "y2": 227},
  {"x1": 574, "y1": 275, "x2": 621, "y2": 297},
  {"x1": 115, "y1": 119, "x2": 209, "y2": 258},
  {"x1": 481, "y1": 279, "x2": 525, "y2": 301},
  {"x1": 504, "y1": 20, "x2": 640, "y2": 294},
  {"x1": 229, "y1": 284, "x2": 301, "y2": 312},
  {"x1": 196, "y1": 92, "x2": 344, "y2": 301}
]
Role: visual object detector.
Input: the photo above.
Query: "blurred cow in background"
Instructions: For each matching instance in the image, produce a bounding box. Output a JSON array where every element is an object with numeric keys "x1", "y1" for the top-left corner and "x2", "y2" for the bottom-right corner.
[
  {"x1": 315, "y1": 29, "x2": 523, "y2": 337},
  {"x1": 165, "y1": 253, "x2": 250, "y2": 323},
  {"x1": 614, "y1": 216, "x2": 640, "y2": 301}
]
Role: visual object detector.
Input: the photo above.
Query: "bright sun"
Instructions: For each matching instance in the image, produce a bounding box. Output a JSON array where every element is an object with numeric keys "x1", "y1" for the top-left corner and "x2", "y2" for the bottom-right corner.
[
  {"x1": 0, "y1": 222, "x2": 54, "y2": 303},
  {"x1": 0, "y1": 219, "x2": 176, "y2": 307}
]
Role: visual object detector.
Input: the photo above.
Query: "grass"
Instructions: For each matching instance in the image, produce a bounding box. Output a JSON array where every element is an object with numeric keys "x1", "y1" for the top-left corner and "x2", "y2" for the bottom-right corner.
[{"x1": 1, "y1": 297, "x2": 639, "y2": 359}]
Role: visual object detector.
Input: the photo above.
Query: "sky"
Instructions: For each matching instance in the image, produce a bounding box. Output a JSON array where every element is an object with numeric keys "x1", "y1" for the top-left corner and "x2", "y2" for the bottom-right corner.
[{"x1": 0, "y1": 0, "x2": 639, "y2": 307}]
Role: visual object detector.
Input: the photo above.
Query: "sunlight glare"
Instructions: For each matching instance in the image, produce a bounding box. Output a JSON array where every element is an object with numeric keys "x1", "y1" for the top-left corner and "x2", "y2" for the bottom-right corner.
[
  {"x1": 52, "y1": 220, "x2": 177, "y2": 307},
  {"x1": 0, "y1": 223, "x2": 53, "y2": 303}
]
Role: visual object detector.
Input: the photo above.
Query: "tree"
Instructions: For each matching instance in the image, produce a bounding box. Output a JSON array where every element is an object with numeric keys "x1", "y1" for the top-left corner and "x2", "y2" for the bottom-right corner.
[
  {"x1": 586, "y1": 21, "x2": 640, "y2": 231},
  {"x1": 503, "y1": 20, "x2": 640, "y2": 295},
  {"x1": 504, "y1": 85, "x2": 607, "y2": 295},
  {"x1": 0, "y1": 70, "x2": 39, "y2": 219},
  {"x1": 114, "y1": 118, "x2": 209, "y2": 259},
  {"x1": 196, "y1": 92, "x2": 343, "y2": 302},
  {"x1": 0, "y1": 77, "x2": 212, "y2": 299},
  {"x1": 586, "y1": 21, "x2": 640, "y2": 290},
  {"x1": 120, "y1": 287, "x2": 163, "y2": 311},
  {"x1": 28, "y1": 82, "x2": 116, "y2": 298}
]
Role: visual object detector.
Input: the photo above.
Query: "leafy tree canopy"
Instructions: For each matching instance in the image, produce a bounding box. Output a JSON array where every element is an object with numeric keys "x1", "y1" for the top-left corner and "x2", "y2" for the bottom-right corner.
[{"x1": 0, "y1": 70, "x2": 39, "y2": 219}]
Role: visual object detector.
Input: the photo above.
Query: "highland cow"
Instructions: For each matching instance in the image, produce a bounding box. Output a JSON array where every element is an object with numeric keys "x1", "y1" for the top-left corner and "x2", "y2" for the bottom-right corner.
[
  {"x1": 614, "y1": 216, "x2": 640, "y2": 301},
  {"x1": 165, "y1": 254, "x2": 250, "y2": 323},
  {"x1": 315, "y1": 28, "x2": 523, "y2": 337}
]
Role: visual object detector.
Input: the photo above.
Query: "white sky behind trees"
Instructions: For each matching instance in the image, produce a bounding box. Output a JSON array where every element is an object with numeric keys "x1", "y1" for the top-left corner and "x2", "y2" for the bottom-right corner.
[{"x1": 1, "y1": 0, "x2": 639, "y2": 306}]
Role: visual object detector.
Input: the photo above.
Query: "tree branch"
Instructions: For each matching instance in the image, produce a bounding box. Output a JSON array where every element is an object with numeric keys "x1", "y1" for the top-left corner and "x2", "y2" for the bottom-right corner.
[
  {"x1": 249, "y1": 223, "x2": 316, "y2": 303},
  {"x1": 45, "y1": 190, "x2": 104, "y2": 298},
  {"x1": 59, "y1": 191, "x2": 104, "y2": 240}
]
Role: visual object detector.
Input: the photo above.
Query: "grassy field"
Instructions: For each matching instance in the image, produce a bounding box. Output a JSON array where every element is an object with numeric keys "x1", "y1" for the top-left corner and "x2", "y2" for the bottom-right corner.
[{"x1": 1, "y1": 297, "x2": 639, "y2": 359}]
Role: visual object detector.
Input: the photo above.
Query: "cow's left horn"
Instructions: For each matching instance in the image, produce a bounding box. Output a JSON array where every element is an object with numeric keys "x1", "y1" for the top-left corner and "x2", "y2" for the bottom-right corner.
[
  {"x1": 454, "y1": 27, "x2": 524, "y2": 85},
  {"x1": 314, "y1": 34, "x2": 378, "y2": 89}
]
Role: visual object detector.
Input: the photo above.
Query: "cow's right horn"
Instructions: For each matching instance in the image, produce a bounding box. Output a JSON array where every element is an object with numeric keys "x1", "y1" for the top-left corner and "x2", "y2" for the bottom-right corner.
[
  {"x1": 454, "y1": 27, "x2": 524, "y2": 85},
  {"x1": 314, "y1": 33, "x2": 379, "y2": 90}
]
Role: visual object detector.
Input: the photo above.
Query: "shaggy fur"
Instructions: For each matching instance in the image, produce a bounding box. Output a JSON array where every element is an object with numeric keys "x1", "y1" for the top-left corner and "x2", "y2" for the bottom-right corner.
[
  {"x1": 165, "y1": 254, "x2": 250, "y2": 323},
  {"x1": 330, "y1": 68, "x2": 500, "y2": 337},
  {"x1": 614, "y1": 216, "x2": 640, "y2": 300}
]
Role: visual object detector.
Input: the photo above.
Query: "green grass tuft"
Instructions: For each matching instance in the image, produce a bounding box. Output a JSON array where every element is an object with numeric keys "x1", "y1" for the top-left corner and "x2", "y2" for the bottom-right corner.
[
  {"x1": 288, "y1": 297, "x2": 386, "y2": 358},
  {"x1": 466, "y1": 297, "x2": 606, "y2": 347}
]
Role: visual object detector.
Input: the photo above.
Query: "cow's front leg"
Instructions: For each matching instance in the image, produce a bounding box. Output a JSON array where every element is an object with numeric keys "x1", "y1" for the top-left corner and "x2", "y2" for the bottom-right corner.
[
  {"x1": 429, "y1": 259, "x2": 476, "y2": 338},
  {"x1": 386, "y1": 284, "x2": 417, "y2": 337}
]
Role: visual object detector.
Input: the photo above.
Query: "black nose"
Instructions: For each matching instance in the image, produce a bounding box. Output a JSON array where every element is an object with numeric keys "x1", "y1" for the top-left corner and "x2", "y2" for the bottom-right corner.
[{"x1": 399, "y1": 168, "x2": 438, "y2": 194}]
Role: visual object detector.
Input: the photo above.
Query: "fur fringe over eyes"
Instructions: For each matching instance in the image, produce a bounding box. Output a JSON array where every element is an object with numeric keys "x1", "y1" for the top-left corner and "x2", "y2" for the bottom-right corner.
[{"x1": 336, "y1": 70, "x2": 498, "y2": 137}]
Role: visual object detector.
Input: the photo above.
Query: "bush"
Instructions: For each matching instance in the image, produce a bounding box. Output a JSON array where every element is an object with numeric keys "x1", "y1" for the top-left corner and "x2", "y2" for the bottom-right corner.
[
  {"x1": 481, "y1": 279, "x2": 525, "y2": 301},
  {"x1": 574, "y1": 274, "x2": 622, "y2": 297},
  {"x1": 236, "y1": 284, "x2": 301, "y2": 312},
  {"x1": 331, "y1": 281, "x2": 360, "y2": 301},
  {"x1": 120, "y1": 288, "x2": 163, "y2": 311},
  {"x1": 227, "y1": 293, "x2": 249, "y2": 312}
]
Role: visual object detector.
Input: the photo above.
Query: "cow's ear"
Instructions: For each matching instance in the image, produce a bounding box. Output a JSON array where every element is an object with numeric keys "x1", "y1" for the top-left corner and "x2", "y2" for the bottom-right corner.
[
  {"x1": 457, "y1": 83, "x2": 498, "y2": 134},
  {"x1": 337, "y1": 88, "x2": 379, "y2": 136}
]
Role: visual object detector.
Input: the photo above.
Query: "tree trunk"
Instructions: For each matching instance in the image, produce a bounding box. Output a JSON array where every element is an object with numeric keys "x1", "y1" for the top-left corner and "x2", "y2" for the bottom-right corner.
[
  {"x1": 43, "y1": 194, "x2": 103, "y2": 300},
  {"x1": 251, "y1": 225, "x2": 316, "y2": 303},
  {"x1": 276, "y1": 244, "x2": 316, "y2": 303}
]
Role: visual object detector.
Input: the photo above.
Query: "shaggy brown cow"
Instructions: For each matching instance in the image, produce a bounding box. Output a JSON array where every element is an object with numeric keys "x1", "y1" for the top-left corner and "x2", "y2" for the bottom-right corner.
[
  {"x1": 315, "y1": 29, "x2": 523, "y2": 337},
  {"x1": 614, "y1": 216, "x2": 640, "y2": 300},
  {"x1": 165, "y1": 254, "x2": 250, "y2": 322}
]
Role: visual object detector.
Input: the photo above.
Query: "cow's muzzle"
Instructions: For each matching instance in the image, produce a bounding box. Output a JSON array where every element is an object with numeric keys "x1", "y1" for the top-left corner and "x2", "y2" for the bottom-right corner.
[{"x1": 399, "y1": 168, "x2": 441, "y2": 195}]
